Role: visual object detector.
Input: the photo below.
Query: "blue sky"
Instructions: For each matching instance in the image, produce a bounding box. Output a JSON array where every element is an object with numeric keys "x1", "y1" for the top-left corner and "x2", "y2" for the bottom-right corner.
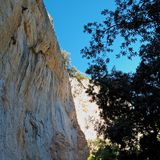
[{"x1": 43, "y1": 0, "x2": 140, "y2": 73}]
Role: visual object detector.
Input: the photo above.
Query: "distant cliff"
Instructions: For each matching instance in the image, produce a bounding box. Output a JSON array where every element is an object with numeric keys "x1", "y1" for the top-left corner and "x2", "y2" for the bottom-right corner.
[
  {"x1": 0, "y1": 0, "x2": 88, "y2": 159},
  {"x1": 70, "y1": 77, "x2": 102, "y2": 141}
]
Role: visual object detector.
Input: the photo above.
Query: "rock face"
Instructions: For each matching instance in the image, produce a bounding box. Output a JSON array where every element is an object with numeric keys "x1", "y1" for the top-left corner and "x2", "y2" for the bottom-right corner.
[
  {"x1": 0, "y1": 0, "x2": 88, "y2": 160},
  {"x1": 70, "y1": 78, "x2": 102, "y2": 141}
]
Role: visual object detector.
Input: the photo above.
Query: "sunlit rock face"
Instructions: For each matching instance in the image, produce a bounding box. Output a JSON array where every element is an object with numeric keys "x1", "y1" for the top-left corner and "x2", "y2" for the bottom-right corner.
[
  {"x1": 70, "y1": 78, "x2": 102, "y2": 141},
  {"x1": 0, "y1": 0, "x2": 88, "y2": 159}
]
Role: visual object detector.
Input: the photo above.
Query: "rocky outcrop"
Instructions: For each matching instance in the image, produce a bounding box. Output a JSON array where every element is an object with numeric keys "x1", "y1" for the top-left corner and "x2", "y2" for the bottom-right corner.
[
  {"x1": 0, "y1": 0, "x2": 88, "y2": 159},
  {"x1": 70, "y1": 78, "x2": 102, "y2": 140}
]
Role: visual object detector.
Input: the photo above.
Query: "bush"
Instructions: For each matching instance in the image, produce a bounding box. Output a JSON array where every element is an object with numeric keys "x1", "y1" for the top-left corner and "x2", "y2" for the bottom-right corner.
[
  {"x1": 88, "y1": 139, "x2": 119, "y2": 160},
  {"x1": 70, "y1": 67, "x2": 87, "y2": 81},
  {"x1": 61, "y1": 50, "x2": 88, "y2": 81},
  {"x1": 61, "y1": 50, "x2": 71, "y2": 70}
]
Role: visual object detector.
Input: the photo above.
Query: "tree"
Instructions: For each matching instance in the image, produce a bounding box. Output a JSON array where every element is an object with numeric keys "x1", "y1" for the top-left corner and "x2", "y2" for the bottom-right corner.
[
  {"x1": 61, "y1": 50, "x2": 87, "y2": 81},
  {"x1": 81, "y1": 0, "x2": 160, "y2": 159},
  {"x1": 88, "y1": 138, "x2": 119, "y2": 160},
  {"x1": 61, "y1": 50, "x2": 71, "y2": 70}
]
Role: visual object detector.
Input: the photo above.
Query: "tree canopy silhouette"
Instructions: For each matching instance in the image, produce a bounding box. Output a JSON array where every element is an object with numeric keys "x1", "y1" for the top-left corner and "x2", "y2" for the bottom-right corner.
[{"x1": 81, "y1": 0, "x2": 160, "y2": 159}]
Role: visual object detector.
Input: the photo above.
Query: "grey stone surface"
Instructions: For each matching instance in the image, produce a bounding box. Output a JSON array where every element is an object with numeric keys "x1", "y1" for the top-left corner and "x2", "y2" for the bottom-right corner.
[{"x1": 0, "y1": 0, "x2": 88, "y2": 159}]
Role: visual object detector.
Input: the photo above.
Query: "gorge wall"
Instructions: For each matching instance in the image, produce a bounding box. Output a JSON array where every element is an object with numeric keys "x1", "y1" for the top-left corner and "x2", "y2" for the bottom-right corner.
[
  {"x1": 0, "y1": 0, "x2": 88, "y2": 159},
  {"x1": 70, "y1": 78, "x2": 101, "y2": 141}
]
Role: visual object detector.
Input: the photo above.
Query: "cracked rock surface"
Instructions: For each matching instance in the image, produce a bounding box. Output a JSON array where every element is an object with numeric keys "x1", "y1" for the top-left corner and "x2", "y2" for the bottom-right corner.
[
  {"x1": 0, "y1": 0, "x2": 88, "y2": 159},
  {"x1": 70, "y1": 78, "x2": 102, "y2": 140}
]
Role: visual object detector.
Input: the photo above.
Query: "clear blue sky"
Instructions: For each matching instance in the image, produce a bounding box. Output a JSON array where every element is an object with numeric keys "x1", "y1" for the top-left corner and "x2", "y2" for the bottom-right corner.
[{"x1": 43, "y1": 0, "x2": 140, "y2": 73}]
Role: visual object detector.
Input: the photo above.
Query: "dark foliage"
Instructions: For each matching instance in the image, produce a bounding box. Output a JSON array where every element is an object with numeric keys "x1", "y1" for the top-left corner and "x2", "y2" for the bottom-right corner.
[{"x1": 81, "y1": 0, "x2": 160, "y2": 159}]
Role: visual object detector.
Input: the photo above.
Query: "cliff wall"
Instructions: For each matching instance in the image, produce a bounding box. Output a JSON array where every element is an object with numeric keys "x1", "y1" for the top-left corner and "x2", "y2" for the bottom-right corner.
[
  {"x1": 70, "y1": 78, "x2": 102, "y2": 141},
  {"x1": 0, "y1": 0, "x2": 88, "y2": 159}
]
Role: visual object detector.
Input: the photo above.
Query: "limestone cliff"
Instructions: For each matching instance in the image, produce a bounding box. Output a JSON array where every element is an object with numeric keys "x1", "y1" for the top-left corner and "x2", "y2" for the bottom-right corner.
[
  {"x1": 0, "y1": 0, "x2": 88, "y2": 159},
  {"x1": 70, "y1": 78, "x2": 102, "y2": 141}
]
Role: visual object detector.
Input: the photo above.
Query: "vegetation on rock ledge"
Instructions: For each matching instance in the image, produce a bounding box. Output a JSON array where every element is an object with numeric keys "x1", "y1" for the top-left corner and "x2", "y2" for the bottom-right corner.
[{"x1": 61, "y1": 50, "x2": 88, "y2": 81}]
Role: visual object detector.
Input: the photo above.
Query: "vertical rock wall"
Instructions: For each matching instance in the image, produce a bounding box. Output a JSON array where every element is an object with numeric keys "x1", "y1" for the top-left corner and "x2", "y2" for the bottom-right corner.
[
  {"x1": 0, "y1": 0, "x2": 88, "y2": 159},
  {"x1": 70, "y1": 78, "x2": 102, "y2": 141}
]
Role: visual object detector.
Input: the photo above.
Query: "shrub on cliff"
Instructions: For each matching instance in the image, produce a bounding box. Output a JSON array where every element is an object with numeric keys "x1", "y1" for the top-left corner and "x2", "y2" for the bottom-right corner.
[
  {"x1": 69, "y1": 66, "x2": 87, "y2": 81},
  {"x1": 61, "y1": 50, "x2": 87, "y2": 81},
  {"x1": 61, "y1": 50, "x2": 71, "y2": 70}
]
